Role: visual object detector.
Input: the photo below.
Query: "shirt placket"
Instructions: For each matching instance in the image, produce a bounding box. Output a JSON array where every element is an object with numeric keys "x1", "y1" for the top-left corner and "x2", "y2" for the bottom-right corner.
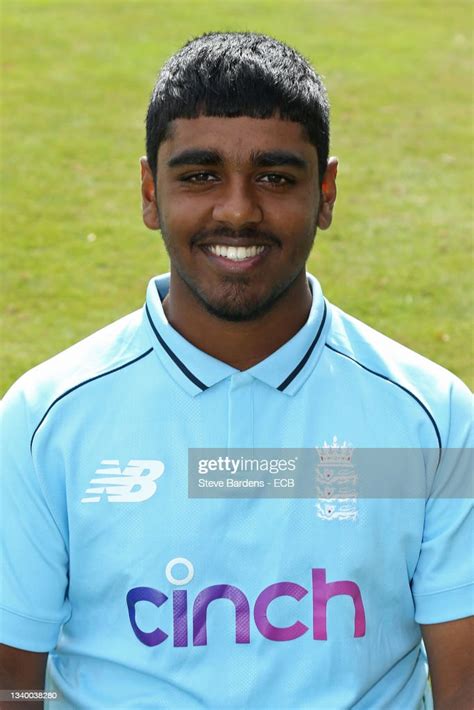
[{"x1": 227, "y1": 373, "x2": 254, "y2": 448}]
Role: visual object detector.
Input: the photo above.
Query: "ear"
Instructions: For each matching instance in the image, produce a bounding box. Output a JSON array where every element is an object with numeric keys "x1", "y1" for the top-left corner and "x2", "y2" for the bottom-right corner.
[
  {"x1": 140, "y1": 157, "x2": 160, "y2": 230},
  {"x1": 317, "y1": 157, "x2": 338, "y2": 230}
]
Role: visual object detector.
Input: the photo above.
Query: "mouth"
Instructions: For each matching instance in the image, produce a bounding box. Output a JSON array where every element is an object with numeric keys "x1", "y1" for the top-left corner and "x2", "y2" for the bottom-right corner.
[
  {"x1": 199, "y1": 243, "x2": 271, "y2": 271},
  {"x1": 205, "y1": 244, "x2": 265, "y2": 260}
]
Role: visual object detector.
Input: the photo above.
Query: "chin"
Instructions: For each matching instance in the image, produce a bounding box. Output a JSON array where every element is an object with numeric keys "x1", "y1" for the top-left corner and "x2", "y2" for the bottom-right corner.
[
  {"x1": 198, "y1": 282, "x2": 289, "y2": 322},
  {"x1": 203, "y1": 302, "x2": 268, "y2": 322}
]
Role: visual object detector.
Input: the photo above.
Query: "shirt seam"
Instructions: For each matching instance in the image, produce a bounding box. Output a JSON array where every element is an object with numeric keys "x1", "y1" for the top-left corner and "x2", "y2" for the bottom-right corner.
[
  {"x1": 23, "y1": 392, "x2": 71, "y2": 555},
  {"x1": 30, "y1": 347, "x2": 154, "y2": 452},
  {"x1": 324, "y1": 342, "x2": 442, "y2": 454},
  {"x1": 0, "y1": 603, "x2": 63, "y2": 626},
  {"x1": 412, "y1": 581, "x2": 473, "y2": 598}
]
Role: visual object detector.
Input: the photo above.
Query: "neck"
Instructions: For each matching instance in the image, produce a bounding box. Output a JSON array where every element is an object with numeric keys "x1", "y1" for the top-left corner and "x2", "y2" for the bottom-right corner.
[{"x1": 162, "y1": 271, "x2": 312, "y2": 371}]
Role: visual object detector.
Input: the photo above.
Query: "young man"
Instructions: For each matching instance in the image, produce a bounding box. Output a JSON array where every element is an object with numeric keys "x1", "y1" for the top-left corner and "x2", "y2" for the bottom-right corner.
[{"x1": 1, "y1": 32, "x2": 472, "y2": 709}]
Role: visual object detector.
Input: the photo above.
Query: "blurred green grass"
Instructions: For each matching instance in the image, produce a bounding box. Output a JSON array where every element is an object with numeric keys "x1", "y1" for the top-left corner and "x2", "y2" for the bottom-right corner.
[{"x1": 1, "y1": 0, "x2": 472, "y2": 393}]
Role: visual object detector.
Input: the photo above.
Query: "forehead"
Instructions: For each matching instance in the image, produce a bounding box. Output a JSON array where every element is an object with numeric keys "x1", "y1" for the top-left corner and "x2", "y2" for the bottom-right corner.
[{"x1": 159, "y1": 115, "x2": 317, "y2": 167}]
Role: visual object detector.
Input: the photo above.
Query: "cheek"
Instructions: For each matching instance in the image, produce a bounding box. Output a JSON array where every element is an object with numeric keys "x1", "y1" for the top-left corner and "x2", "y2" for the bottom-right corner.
[
  {"x1": 160, "y1": 199, "x2": 208, "y2": 240},
  {"x1": 157, "y1": 206, "x2": 184, "y2": 242},
  {"x1": 275, "y1": 193, "x2": 319, "y2": 231},
  {"x1": 284, "y1": 212, "x2": 318, "y2": 245}
]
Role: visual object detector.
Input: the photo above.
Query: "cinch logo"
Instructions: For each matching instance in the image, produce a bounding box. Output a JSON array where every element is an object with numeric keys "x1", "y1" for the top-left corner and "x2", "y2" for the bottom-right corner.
[
  {"x1": 126, "y1": 558, "x2": 366, "y2": 647},
  {"x1": 81, "y1": 459, "x2": 165, "y2": 503}
]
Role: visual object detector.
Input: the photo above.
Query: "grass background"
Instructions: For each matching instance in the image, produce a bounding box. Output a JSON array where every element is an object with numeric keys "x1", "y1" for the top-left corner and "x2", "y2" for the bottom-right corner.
[{"x1": 1, "y1": 0, "x2": 472, "y2": 394}]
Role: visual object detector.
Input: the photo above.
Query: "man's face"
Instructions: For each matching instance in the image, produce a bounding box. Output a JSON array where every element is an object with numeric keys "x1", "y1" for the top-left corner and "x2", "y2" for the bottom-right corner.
[{"x1": 141, "y1": 116, "x2": 336, "y2": 321}]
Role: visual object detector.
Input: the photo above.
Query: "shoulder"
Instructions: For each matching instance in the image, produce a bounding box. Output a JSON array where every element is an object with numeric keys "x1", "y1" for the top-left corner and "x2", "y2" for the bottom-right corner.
[
  {"x1": 1, "y1": 308, "x2": 153, "y2": 436},
  {"x1": 326, "y1": 303, "x2": 472, "y2": 448}
]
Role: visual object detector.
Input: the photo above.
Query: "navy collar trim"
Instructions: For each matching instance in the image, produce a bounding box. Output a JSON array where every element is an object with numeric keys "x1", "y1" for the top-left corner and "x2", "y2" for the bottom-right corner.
[
  {"x1": 277, "y1": 300, "x2": 327, "y2": 391},
  {"x1": 144, "y1": 273, "x2": 329, "y2": 395},
  {"x1": 146, "y1": 298, "x2": 327, "y2": 395},
  {"x1": 145, "y1": 304, "x2": 208, "y2": 391}
]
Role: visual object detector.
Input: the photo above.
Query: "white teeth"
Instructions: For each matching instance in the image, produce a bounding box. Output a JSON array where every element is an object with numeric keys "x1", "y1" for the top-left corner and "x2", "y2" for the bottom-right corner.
[{"x1": 208, "y1": 244, "x2": 265, "y2": 260}]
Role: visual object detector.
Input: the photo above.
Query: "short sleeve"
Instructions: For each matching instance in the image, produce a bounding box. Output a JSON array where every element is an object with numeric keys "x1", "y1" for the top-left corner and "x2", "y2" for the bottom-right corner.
[
  {"x1": 0, "y1": 381, "x2": 70, "y2": 651},
  {"x1": 412, "y1": 377, "x2": 474, "y2": 624}
]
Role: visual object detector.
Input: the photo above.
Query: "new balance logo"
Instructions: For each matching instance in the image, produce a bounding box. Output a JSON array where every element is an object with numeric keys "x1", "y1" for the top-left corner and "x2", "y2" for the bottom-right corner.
[{"x1": 81, "y1": 459, "x2": 165, "y2": 503}]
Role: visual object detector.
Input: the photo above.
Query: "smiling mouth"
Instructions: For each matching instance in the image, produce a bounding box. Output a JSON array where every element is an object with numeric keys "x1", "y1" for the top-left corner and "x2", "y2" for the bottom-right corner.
[{"x1": 202, "y1": 244, "x2": 267, "y2": 261}]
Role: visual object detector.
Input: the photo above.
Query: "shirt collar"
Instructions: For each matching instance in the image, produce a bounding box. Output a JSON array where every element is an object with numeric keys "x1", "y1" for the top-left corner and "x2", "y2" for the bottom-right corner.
[{"x1": 143, "y1": 272, "x2": 330, "y2": 397}]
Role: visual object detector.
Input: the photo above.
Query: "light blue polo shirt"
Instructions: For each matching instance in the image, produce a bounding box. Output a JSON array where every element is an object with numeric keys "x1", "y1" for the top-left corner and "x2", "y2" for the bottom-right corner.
[{"x1": 1, "y1": 273, "x2": 472, "y2": 709}]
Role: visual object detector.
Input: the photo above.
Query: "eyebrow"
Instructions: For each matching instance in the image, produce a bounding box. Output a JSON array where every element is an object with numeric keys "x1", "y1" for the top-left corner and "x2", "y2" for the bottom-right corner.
[
  {"x1": 250, "y1": 150, "x2": 308, "y2": 170},
  {"x1": 167, "y1": 148, "x2": 308, "y2": 170},
  {"x1": 167, "y1": 149, "x2": 223, "y2": 168}
]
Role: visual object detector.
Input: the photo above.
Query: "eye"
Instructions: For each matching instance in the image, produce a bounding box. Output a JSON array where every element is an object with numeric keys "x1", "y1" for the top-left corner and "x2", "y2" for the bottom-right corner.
[
  {"x1": 258, "y1": 173, "x2": 295, "y2": 186},
  {"x1": 180, "y1": 172, "x2": 219, "y2": 183}
]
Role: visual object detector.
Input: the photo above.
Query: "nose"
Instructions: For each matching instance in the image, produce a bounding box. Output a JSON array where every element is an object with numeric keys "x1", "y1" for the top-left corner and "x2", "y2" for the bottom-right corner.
[{"x1": 212, "y1": 178, "x2": 263, "y2": 227}]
